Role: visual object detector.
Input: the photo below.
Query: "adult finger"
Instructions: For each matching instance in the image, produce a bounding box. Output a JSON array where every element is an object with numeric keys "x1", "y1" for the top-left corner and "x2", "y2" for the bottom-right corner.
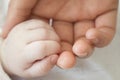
[
  {"x1": 2, "y1": 0, "x2": 38, "y2": 38},
  {"x1": 16, "y1": 19, "x2": 59, "y2": 43},
  {"x1": 73, "y1": 21, "x2": 95, "y2": 58},
  {"x1": 86, "y1": 10, "x2": 117, "y2": 47},
  {"x1": 22, "y1": 41, "x2": 61, "y2": 64},
  {"x1": 53, "y1": 20, "x2": 76, "y2": 69}
]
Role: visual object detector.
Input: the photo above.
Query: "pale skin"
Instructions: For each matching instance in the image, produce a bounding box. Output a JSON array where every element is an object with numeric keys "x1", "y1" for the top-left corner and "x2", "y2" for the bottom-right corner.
[
  {"x1": 1, "y1": 0, "x2": 118, "y2": 78},
  {"x1": 1, "y1": 19, "x2": 61, "y2": 78}
]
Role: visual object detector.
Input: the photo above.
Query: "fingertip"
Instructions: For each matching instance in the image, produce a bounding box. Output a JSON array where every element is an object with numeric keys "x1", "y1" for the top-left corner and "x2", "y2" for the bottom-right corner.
[
  {"x1": 57, "y1": 42, "x2": 76, "y2": 69},
  {"x1": 57, "y1": 51, "x2": 76, "y2": 69},
  {"x1": 86, "y1": 28, "x2": 112, "y2": 47},
  {"x1": 73, "y1": 38, "x2": 94, "y2": 58},
  {"x1": 25, "y1": 55, "x2": 58, "y2": 78},
  {"x1": 86, "y1": 29, "x2": 100, "y2": 45},
  {"x1": 86, "y1": 28, "x2": 97, "y2": 40}
]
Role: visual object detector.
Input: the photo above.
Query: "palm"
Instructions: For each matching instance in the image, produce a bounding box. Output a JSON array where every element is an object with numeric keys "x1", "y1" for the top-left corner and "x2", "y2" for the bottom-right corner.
[{"x1": 32, "y1": 0, "x2": 117, "y2": 22}]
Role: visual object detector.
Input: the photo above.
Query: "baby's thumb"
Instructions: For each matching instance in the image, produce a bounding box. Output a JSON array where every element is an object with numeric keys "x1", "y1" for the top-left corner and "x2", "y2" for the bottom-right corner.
[{"x1": 23, "y1": 55, "x2": 58, "y2": 78}]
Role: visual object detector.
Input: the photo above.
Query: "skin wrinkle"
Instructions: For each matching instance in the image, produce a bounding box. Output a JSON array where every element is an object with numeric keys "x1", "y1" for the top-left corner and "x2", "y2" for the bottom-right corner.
[
  {"x1": 0, "y1": 0, "x2": 118, "y2": 78},
  {"x1": 1, "y1": 20, "x2": 61, "y2": 78},
  {"x1": 95, "y1": 9, "x2": 118, "y2": 22},
  {"x1": 53, "y1": 0, "x2": 69, "y2": 19},
  {"x1": 96, "y1": 10, "x2": 117, "y2": 29}
]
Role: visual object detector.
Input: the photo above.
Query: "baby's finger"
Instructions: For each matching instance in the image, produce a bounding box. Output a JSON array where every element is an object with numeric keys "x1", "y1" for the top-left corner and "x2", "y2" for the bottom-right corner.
[
  {"x1": 22, "y1": 41, "x2": 61, "y2": 64},
  {"x1": 2, "y1": 0, "x2": 38, "y2": 38},
  {"x1": 12, "y1": 19, "x2": 60, "y2": 43},
  {"x1": 86, "y1": 10, "x2": 117, "y2": 47},
  {"x1": 26, "y1": 28, "x2": 60, "y2": 43},
  {"x1": 53, "y1": 21, "x2": 76, "y2": 69},
  {"x1": 23, "y1": 55, "x2": 58, "y2": 78}
]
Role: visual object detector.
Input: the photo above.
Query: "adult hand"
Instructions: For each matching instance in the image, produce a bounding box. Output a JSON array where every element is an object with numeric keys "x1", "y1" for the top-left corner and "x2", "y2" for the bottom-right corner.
[{"x1": 2, "y1": 0, "x2": 118, "y2": 69}]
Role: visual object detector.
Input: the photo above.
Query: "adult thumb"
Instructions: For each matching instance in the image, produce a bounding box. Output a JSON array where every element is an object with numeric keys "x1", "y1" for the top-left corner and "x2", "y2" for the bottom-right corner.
[{"x1": 2, "y1": 0, "x2": 38, "y2": 38}]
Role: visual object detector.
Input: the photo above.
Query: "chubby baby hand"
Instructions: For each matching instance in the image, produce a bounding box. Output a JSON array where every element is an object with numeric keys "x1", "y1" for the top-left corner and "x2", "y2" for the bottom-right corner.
[{"x1": 0, "y1": 19, "x2": 61, "y2": 78}]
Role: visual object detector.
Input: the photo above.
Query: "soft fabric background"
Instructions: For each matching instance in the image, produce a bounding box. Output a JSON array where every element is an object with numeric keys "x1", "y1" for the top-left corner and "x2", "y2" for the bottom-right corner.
[{"x1": 0, "y1": 0, "x2": 120, "y2": 80}]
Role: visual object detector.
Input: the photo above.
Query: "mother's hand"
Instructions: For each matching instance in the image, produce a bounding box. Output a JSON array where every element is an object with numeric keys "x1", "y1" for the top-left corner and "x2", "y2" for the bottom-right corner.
[{"x1": 2, "y1": 0, "x2": 118, "y2": 69}]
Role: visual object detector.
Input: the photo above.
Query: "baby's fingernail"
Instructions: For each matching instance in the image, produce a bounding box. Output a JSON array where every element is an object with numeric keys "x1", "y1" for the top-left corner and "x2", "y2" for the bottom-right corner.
[{"x1": 50, "y1": 55, "x2": 58, "y2": 65}]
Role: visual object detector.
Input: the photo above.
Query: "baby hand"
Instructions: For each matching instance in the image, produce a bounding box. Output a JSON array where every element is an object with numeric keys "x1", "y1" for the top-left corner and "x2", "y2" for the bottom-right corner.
[{"x1": 0, "y1": 19, "x2": 61, "y2": 78}]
